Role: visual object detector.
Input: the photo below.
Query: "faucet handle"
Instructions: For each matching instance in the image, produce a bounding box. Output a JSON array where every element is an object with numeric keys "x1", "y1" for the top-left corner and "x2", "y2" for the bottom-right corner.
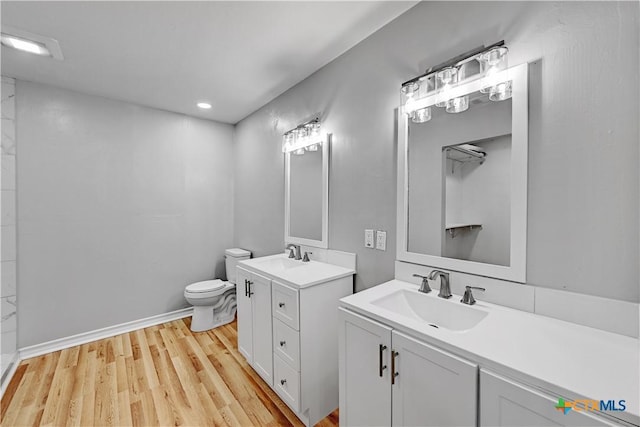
[
  {"x1": 302, "y1": 252, "x2": 312, "y2": 262},
  {"x1": 461, "y1": 286, "x2": 485, "y2": 305},
  {"x1": 412, "y1": 274, "x2": 432, "y2": 293},
  {"x1": 288, "y1": 248, "x2": 296, "y2": 259}
]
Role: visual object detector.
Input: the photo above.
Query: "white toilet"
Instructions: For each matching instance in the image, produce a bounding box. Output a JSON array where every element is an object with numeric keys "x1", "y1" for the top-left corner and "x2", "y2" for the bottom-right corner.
[{"x1": 184, "y1": 248, "x2": 251, "y2": 332}]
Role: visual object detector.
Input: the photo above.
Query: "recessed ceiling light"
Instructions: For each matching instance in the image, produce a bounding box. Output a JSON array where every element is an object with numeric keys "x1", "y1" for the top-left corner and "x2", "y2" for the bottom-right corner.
[
  {"x1": 197, "y1": 102, "x2": 212, "y2": 109},
  {"x1": 1, "y1": 35, "x2": 49, "y2": 56},
  {"x1": 0, "y1": 26, "x2": 64, "y2": 60}
]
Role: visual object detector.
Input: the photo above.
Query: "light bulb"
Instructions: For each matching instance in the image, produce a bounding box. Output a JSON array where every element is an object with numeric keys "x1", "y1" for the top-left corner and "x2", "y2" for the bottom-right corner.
[
  {"x1": 282, "y1": 132, "x2": 295, "y2": 153},
  {"x1": 489, "y1": 81, "x2": 512, "y2": 102},
  {"x1": 404, "y1": 95, "x2": 418, "y2": 116},
  {"x1": 412, "y1": 107, "x2": 431, "y2": 123},
  {"x1": 435, "y1": 67, "x2": 457, "y2": 108},
  {"x1": 479, "y1": 46, "x2": 508, "y2": 93},
  {"x1": 445, "y1": 96, "x2": 469, "y2": 114},
  {"x1": 401, "y1": 81, "x2": 420, "y2": 115}
]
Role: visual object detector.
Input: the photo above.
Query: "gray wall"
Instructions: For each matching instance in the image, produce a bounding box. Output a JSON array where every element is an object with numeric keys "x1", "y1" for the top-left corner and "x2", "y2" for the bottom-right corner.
[
  {"x1": 234, "y1": 1, "x2": 639, "y2": 302},
  {"x1": 17, "y1": 81, "x2": 235, "y2": 346}
]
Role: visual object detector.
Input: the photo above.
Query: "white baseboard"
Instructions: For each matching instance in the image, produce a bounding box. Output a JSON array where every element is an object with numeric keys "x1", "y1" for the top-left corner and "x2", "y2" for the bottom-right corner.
[{"x1": 19, "y1": 307, "x2": 193, "y2": 361}]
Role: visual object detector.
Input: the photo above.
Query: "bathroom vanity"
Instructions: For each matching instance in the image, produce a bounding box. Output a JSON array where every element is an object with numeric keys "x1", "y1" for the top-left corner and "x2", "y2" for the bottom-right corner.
[
  {"x1": 237, "y1": 253, "x2": 355, "y2": 426},
  {"x1": 347, "y1": 51, "x2": 636, "y2": 427},
  {"x1": 338, "y1": 280, "x2": 639, "y2": 427}
]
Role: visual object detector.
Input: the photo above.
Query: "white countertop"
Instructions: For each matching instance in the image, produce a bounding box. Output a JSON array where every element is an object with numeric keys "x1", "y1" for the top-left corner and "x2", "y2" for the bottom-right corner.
[
  {"x1": 340, "y1": 280, "x2": 640, "y2": 426},
  {"x1": 239, "y1": 253, "x2": 355, "y2": 289}
]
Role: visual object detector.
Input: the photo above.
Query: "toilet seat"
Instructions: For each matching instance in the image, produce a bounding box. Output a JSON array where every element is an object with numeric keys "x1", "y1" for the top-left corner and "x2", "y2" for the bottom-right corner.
[
  {"x1": 185, "y1": 280, "x2": 233, "y2": 299},
  {"x1": 186, "y1": 279, "x2": 226, "y2": 293}
]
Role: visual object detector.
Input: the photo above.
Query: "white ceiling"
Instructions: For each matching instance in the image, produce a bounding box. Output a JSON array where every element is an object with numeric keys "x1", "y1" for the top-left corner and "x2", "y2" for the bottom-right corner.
[{"x1": 1, "y1": 1, "x2": 416, "y2": 124}]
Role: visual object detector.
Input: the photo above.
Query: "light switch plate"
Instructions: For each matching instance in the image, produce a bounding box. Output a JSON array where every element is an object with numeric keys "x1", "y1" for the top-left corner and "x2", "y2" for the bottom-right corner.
[
  {"x1": 376, "y1": 230, "x2": 387, "y2": 251},
  {"x1": 364, "y1": 229, "x2": 375, "y2": 248}
]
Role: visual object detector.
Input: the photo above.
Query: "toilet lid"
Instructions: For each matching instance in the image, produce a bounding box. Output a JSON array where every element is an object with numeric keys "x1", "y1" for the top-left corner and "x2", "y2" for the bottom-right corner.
[{"x1": 186, "y1": 279, "x2": 226, "y2": 293}]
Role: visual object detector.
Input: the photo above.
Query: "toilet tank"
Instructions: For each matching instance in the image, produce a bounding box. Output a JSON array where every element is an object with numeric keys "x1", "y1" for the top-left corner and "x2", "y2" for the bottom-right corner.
[{"x1": 225, "y1": 248, "x2": 251, "y2": 284}]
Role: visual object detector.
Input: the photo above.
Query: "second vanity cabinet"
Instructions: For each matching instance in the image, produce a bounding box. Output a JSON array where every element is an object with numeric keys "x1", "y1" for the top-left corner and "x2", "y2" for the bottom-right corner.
[
  {"x1": 338, "y1": 308, "x2": 477, "y2": 427},
  {"x1": 339, "y1": 306, "x2": 628, "y2": 427}
]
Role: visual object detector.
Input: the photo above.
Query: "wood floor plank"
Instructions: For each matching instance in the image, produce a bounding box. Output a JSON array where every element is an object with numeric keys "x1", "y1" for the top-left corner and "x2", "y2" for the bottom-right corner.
[
  {"x1": 1, "y1": 369, "x2": 33, "y2": 427},
  {"x1": 1, "y1": 318, "x2": 339, "y2": 427},
  {"x1": 0, "y1": 361, "x2": 27, "y2": 420}
]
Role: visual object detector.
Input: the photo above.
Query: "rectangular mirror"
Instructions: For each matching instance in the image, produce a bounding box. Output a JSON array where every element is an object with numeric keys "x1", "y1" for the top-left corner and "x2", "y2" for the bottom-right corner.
[
  {"x1": 285, "y1": 137, "x2": 329, "y2": 248},
  {"x1": 398, "y1": 64, "x2": 528, "y2": 282}
]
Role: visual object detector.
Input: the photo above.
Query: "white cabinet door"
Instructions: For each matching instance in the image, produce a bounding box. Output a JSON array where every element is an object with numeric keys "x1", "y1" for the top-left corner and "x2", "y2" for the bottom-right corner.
[
  {"x1": 391, "y1": 330, "x2": 478, "y2": 427},
  {"x1": 480, "y1": 370, "x2": 617, "y2": 427},
  {"x1": 251, "y1": 272, "x2": 274, "y2": 386},
  {"x1": 339, "y1": 308, "x2": 392, "y2": 427},
  {"x1": 236, "y1": 267, "x2": 253, "y2": 363}
]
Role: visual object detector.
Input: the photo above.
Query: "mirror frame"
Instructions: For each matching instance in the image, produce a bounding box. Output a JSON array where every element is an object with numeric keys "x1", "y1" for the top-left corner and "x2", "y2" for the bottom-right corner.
[
  {"x1": 397, "y1": 63, "x2": 528, "y2": 283},
  {"x1": 285, "y1": 135, "x2": 330, "y2": 249}
]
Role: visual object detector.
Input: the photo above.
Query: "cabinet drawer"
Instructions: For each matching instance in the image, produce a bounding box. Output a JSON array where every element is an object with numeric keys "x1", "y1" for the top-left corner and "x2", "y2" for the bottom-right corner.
[
  {"x1": 272, "y1": 281, "x2": 299, "y2": 330},
  {"x1": 274, "y1": 354, "x2": 301, "y2": 413},
  {"x1": 273, "y1": 318, "x2": 300, "y2": 371}
]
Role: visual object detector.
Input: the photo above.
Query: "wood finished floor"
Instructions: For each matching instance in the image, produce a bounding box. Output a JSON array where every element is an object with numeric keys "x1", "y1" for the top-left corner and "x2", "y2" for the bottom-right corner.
[{"x1": 1, "y1": 318, "x2": 339, "y2": 427}]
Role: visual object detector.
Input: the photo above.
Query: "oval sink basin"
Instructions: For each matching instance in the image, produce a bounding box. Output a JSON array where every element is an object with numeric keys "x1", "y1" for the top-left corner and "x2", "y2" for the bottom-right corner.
[
  {"x1": 253, "y1": 256, "x2": 304, "y2": 271},
  {"x1": 370, "y1": 289, "x2": 488, "y2": 332}
]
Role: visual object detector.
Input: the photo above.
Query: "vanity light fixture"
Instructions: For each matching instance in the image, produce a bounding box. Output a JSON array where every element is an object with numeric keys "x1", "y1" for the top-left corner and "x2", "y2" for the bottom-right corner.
[
  {"x1": 282, "y1": 118, "x2": 324, "y2": 154},
  {"x1": 400, "y1": 40, "x2": 512, "y2": 121},
  {"x1": 0, "y1": 26, "x2": 64, "y2": 60}
]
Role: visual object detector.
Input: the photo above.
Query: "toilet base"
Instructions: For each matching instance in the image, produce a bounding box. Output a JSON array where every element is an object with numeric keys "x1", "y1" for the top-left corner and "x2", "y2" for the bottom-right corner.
[{"x1": 190, "y1": 296, "x2": 237, "y2": 332}]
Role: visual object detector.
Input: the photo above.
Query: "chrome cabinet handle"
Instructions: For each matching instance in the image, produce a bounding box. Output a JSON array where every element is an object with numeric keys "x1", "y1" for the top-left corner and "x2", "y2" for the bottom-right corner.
[
  {"x1": 391, "y1": 350, "x2": 399, "y2": 385},
  {"x1": 244, "y1": 279, "x2": 248, "y2": 297},
  {"x1": 247, "y1": 280, "x2": 254, "y2": 297},
  {"x1": 280, "y1": 379, "x2": 287, "y2": 386},
  {"x1": 278, "y1": 302, "x2": 285, "y2": 308},
  {"x1": 280, "y1": 341, "x2": 286, "y2": 347},
  {"x1": 379, "y1": 344, "x2": 387, "y2": 377}
]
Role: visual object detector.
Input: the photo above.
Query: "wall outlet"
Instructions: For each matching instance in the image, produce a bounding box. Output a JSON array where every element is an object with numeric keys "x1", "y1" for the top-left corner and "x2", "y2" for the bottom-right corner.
[
  {"x1": 376, "y1": 230, "x2": 387, "y2": 251},
  {"x1": 364, "y1": 229, "x2": 375, "y2": 248}
]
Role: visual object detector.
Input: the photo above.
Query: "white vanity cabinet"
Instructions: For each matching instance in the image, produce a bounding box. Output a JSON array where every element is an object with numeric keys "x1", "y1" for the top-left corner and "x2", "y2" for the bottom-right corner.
[
  {"x1": 237, "y1": 256, "x2": 355, "y2": 427},
  {"x1": 339, "y1": 308, "x2": 478, "y2": 427},
  {"x1": 272, "y1": 277, "x2": 353, "y2": 426},
  {"x1": 236, "y1": 266, "x2": 273, "y2": 386},
  {"x1": 480, "y1": 370, "x2": 619, "y2": 427}
]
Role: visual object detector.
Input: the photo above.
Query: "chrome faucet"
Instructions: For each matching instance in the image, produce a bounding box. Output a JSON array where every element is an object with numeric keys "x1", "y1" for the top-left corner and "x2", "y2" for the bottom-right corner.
[
  {"x1": 428, "y1": 270, "x2": 452, "y2": 299},
  {"x1": 286, "y1": 244, "x2": 302, "y2": 261},
  {"x1": 412, "y1": 274, "x2": 432, "y2": 293},
  {"x1": 461, "y1": 286, "x2": 485, "y2": 305}
]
